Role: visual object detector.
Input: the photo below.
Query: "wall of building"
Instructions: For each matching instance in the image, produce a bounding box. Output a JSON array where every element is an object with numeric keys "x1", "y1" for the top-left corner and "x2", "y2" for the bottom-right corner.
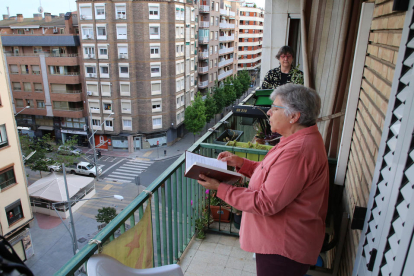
[{"x1": 339, "y1": 1, "x2": 406, "y2": 275}]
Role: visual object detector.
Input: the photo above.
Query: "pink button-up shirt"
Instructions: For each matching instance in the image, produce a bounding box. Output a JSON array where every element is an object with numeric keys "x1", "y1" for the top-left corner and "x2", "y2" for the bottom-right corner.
[{"x1": 217, "y1": 125, "x2": 329, "y2": 265}]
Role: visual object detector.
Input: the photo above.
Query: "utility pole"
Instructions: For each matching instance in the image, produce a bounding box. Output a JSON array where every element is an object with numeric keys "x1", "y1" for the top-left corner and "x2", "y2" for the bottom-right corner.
[
  {"x1": 62, "y1": 163, "x2": 78, "y2": 254},
  {"x1": 89, "y1": 108, "x2": 99, "y2": 180}
]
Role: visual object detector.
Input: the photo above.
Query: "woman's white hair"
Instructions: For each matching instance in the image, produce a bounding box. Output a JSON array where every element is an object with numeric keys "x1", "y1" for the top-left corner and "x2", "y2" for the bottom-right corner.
[{"x1": 270, "y1": 84, "x2": 321, "y2": 127}]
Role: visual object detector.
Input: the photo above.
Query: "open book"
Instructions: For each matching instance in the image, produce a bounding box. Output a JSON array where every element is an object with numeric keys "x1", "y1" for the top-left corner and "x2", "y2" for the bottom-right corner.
[{"x1": 185, "y1": 151, "x2": 243, "y2": 185}]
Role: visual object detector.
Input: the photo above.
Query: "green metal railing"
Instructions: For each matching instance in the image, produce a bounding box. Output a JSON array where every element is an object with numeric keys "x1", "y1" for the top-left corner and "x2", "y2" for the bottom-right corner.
[{"x1": 55, "y1": 92, "x2": 262, "y2": 275}]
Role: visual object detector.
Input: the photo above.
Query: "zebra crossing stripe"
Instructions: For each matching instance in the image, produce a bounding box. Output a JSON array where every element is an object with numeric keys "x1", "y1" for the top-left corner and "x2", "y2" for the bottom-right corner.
[
  {"x1": 123, "y1": 164, "x2": 149, "y2": 169},
  {"x1": 116, "y1": 168, "x2": 144, "y2": 173},
  {"x1": 129, "y1": 160, "x2": 153, "y2": 164},
  {"x1": 104, "y1": 177, "x2": 131, "y2": 183}
]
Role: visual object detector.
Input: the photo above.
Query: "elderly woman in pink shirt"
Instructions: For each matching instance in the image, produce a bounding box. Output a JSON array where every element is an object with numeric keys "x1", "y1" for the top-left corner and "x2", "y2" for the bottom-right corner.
[{"x1": 198, "y1": 84, "x2": 329, "y2": 276}]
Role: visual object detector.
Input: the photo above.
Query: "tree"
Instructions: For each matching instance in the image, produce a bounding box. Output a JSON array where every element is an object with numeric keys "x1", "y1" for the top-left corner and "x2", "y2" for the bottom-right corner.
[
  {"x1": 233, "y1": 77, "x2": 244, "y2": 98},
  {"x1": 224, "y1": 77, "x2": 237, "y2": 107},
  {"x1": 184, "y1": 92, "x2": 206, "y2": 142},
  {"x1": 43, "y1": 134, "x2": 80, "y2": 166},
  {"x1": 212, "y1": 85, "x2": 226, "y2": 118},
  {"x1": 204, "y1": 93, "x2": 216, "y2": 131},
  {"x1": 20, "y1": 135, "x2": 49, "y2": 177},
  {"x1": 238, "y1": 70, "x2": 251, "y2": 93},
  {"x1": 96, "y1": 207, "x2": 117, "y2": 224}
]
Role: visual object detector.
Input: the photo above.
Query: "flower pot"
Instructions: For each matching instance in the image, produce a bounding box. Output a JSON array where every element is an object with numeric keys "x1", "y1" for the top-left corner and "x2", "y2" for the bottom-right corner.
[
  {"x1": 214, "y1": 129, "x2": 244, "y2": 145},
  {"x1": 210, "y1": 206, "x2": 231, "y2": 223},
  {"x1": 254, "y1": 136, "x2": 266, "y2": 144},
  {"x1": 225, "y1": 141, "x2": 274, "y2": 161}
]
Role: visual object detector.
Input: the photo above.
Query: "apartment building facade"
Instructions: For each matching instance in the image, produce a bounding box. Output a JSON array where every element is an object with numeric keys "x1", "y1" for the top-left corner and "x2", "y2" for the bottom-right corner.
[
  {"x1": 197, "y1": 0, "x2": 239, "y2": 93},
  {"x1": 237, "y1": 3, "x2": 263, "y2": 84},
  {"x1": 0, "y1": 13, "x2": 90, "y2": 147},
  {"x1": 77, "y1": 0, "x2": 197, "y2": 150},
  {"x1": 0, "y1": 40, "x2": 34, "y2": 262}
]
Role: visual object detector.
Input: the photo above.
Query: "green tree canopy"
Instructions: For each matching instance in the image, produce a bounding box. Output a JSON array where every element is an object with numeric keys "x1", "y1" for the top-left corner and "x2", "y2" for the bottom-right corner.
[
  {"x1": 238, "y1": 70, "x2": 251, "y2": 92},
  {"x1": 96, "y1": 207, "x2": 117, "y2": 224},
  {"x1": 224, "y1": 77, "x2": 237, "y2": 106},
  {"x1": 184, "y1": 92, "x2": 206, "y2": 141},
  {"x1": 232, "y1": 77, "x2": 243, "y2": 98},
  {"x1": 204, "y1": 93, "x2": 216, "y2": 124},
  {"x1": 212, "y1": 85, "x2": 226, "y2": 115}
]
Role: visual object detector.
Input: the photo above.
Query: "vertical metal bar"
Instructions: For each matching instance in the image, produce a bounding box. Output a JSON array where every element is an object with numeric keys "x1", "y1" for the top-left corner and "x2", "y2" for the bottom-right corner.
[
  {"x1": 154, "y1": 189, "x2": 162, "y2": 267},
  {"x1": 187, "y1": 178, "x2": 191, "y2": 241},
  {"x1": 192, "y1": 179, "x2": 196, "y2": 236},
  {"x1": 167, "y1": 177, "x2": 173, "y2": 264},
  {"x1": 129, "y1": 214, "x2": 135, "y2": 228},
  {"x1": 161, "y1": 184, "x2": 168, "y2": 265},
  {"x1": 139, "y1": 205, "x2": 144, "y2": 219},
  {"x1": 109, "y1": 234, "x2": 114, "y2": 242},
  {"x1": 120, "y1": 223, "x2": 126, "y2": 234},
  {"x1": 178, "y1": 165, "x2": 183, "y2": 255},
  {"x1": 172, "y1": 171, "x2": 178, "y2": 261},
  {"x1": 183, "y1": 166, "x2": 188, "y2": 247}
]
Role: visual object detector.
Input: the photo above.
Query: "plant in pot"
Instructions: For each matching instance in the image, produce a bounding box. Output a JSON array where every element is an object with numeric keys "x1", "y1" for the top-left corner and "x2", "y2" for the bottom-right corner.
[
  {"x1": 195, "y1": 207, "x2": 211, "y2": 240},
  {"x1": 208, "y1": 191, "x2": 231, "y2": 223},
  {"x1": 253, "y1": 121, "x2": 266, "y2": 145}
]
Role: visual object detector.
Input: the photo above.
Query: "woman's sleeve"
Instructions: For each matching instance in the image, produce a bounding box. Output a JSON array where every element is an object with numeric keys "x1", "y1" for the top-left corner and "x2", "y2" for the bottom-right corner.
[
  {"x1": 217, "y1": 150, "x2": 308, "y2": 216},
  {"x1": 261, "y1": 71, "x2": 272, "y2": 89},
  {"x1": 237, "y1": 158, "x2": 260, "y2": 178}
]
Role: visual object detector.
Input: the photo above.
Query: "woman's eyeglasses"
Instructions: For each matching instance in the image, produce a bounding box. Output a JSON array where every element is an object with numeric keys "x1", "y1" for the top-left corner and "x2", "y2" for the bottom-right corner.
[
  {"x1": 270, "y1": 104, "x2": 286, "y2": 112},
  {"x1": 280, "y1": 55, "x2": 293, "y2": 59}
]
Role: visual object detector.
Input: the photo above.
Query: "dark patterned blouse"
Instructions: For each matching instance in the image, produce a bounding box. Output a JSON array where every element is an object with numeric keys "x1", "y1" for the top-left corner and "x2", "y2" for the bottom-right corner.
[{"x1": 261, "y1": 66, "x2": 304, "y2": 89}]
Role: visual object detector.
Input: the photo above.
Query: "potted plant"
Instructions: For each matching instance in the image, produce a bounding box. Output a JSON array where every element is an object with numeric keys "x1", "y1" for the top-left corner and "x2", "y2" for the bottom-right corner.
[
  {"x1": 214, "y1": 129, "x2": 244, "y2": 145},
  {"x1": 208, "y1": 191, "x2": 231, "y2": 223},
  {"x1": 226, "y1": 141, "x2": 274, "y2": 161},
  {"x1": 195, "y1": 208, "x2": 211, "y2": 240},
  {"x1": 253, "y1": 121, "x2": 266, "y2": 144}
]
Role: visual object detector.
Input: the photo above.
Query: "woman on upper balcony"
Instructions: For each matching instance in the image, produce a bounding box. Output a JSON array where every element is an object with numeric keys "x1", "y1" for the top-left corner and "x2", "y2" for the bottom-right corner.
[
  {"x1": 261, "y1": 46, "x2": 304, "y2": 89},
  {"x1": 198, "y1": 84, "x2": 329, "y2": 276}
]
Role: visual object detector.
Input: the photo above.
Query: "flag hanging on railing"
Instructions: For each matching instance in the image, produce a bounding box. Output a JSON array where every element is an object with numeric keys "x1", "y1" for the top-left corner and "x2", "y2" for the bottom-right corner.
[{"x1": 101, "y1": 200, "x2": 153, "y2": 269}]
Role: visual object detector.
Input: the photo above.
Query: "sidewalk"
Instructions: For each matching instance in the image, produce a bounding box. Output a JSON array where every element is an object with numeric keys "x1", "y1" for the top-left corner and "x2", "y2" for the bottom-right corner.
[{"x1": 81, "y1": 87, "x2": 257, "y2": 161}]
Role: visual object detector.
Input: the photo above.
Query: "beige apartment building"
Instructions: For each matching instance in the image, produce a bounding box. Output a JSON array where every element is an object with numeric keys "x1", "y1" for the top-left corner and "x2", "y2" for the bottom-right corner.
[
  {"x1": 0, "y1": 40, "x2": 34, "y2": 262},
  {"x1": 237, "y1": 2, "x2": 263, "y2": 84},
  {"x1": 77, "y1": 0, "x2": 198, "y2": 150},
  {"x1": 197, "y1": 0, "x2": 240, "y2": 93}
]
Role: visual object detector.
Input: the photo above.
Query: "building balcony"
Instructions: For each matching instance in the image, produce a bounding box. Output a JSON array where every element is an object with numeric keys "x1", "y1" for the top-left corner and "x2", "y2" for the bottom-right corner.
[
  {"x1": 237, "y1": 63, "x2": 261, "y2": 71},
  {"x1": 219, "y1": 47, "x2": 234, "y2": 55},
  {"x1": 220, "y1": 9, "x2": 230, "y2": 17},
  {"x1": 199, "y1": 21, "x2": 210, "y2": 28},
  {"x1": 48, "y1": 73, "x2": 81, "y2": 84},
  {"x1": 198, "y1": 51, "x2": 209, "y2": 59},
  {"x1": 219, "y1": 35, "x2": 234, "y2": 42},
  {"x1": 51, "y1": 89, "x2": 82, "y2": 94},
  {"x1": 198, "y1": 66, "x2": 209, "y2": 74},
  {"x1": 230, "y1": 11, "x2": 235, "y2": 17},
  {"x1": 199, "y1": 37, "x2": 209, "y2": 44},
  {"x1": 219, "y1": 58, "x2": 234, "y2": 68},
  {"x1": 198, "y1": 80, "x2": 209, "y2": 88},
  {"x1": 218, "y1": 69, "x2": 233, "y2": 80},
  {"x1": 219, "y1": 23, "x2": 235, "y2": 29},
  {"x1": 199, "y1": 5, "x2": 210, "y2": 12}
]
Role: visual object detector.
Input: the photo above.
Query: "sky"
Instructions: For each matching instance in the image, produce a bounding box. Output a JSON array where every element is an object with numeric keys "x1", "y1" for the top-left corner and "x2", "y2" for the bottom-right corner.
[{"x1": 2, "y1": 0, "x2": 265, "y2": 18}]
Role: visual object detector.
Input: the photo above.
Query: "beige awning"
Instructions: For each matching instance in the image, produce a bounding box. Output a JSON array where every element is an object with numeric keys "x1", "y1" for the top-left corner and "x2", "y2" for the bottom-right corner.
[{"x1": 28, "y1": 173, "x2": 94, "y2": 202}]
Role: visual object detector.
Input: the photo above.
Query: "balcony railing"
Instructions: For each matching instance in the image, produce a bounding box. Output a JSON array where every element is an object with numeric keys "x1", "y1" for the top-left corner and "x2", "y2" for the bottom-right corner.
[
  {"x1": 56, "y1": 93, "x2": 270, "y2": 275},
  {"x1": 218, "y1": 47, "x2": 234, "y2": 55},
  {"x1": 51, "y1": 90, "x2": 82, "y2": 94},
  {"x1": 50, "y1": 72, "x2": 80, "y2": 76},
  {"x1": 32, "y1": 70, "x2": 41, "y2": 75},
  {"x1": 219, "y1": 35, "x2": 234, "y2": 42},
  {"x1": 198, "y1": 37, "x2": 209, "y2": 44},
  {"x1": 220, "y1": 9, "x2": 230, "y2": 16},
  {"x1": 229, "y1": 11, "x2": 235, "y2": 17},
  {"x1": 198, "y1": 66, "x2": 209, "y2": 74},
  {"x1": 218, "y1": 69, "x2": 233, "y2": 80},
  {"x1": 219, "y1": 23, "x2": 235, "y2": 29},
  {"x1": 198, "y1": 80, "x2": 209, "y2": 88},
  {"x1": 199, "y1": 21, "x2": 210, "y2": 28},
  {"x1": 199, "y1": 5, "x2": 210, "y2": 12},
  {"x1": 219, "y1": 58, "x2": 234, "y2": 67},
  {"x1": 198, "y1": 52, "x2": 209, "y2": 59},
  {"x1": 47, "y1": 53, "x2": 79, "y2": 57},
  {"x1": 53, "y1": 107, "x2": 83, "y2": 111}
]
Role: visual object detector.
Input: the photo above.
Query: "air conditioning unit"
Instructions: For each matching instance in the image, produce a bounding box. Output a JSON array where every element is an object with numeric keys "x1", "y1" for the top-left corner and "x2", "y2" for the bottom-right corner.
[
  {"x1": 86, "y1": 34, "x2": 90, "y2": 39},
  {"x1": 88, "y1": 73, "x2": 94, "y2": 77},
  {"x1": 81, "y1": 15, "x2": 86, "y2": 20},
  {"x1": 118, "y1": 14, "x2": 125, "y2": 19},
  {"x1": 25, "y1": 28, "x2": 30, "y2": 31},
  {"x1": 88, "y1": 54, "x2": 91, "y2": 58},
  {"x1": 87, "y1": 91, "x2": 93, "y2": 96},
  {"x1": 119, "y1": 54, "x2": 125, "y2": 59}
]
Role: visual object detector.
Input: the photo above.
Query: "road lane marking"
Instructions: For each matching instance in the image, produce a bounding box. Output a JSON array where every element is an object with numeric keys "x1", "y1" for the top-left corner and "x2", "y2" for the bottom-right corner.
[
  {"x1": 116, "y1": 168, "x2": 144, "y2": 173},
  {"x1": 103, "y1": 184, "x2": 113, "y2": 190},
  {"x1": 143, "y1": 151, "x2": 153, "y2": 157},
  {"x1": 108, "y1": 173, "x2": 136, "y2": 179},
  {"x1": 104, "y1": 177, "x2": 131, "y2": 183},
  {"x1": 101, "y1": 158, "x2": 126, "y2": 175}
]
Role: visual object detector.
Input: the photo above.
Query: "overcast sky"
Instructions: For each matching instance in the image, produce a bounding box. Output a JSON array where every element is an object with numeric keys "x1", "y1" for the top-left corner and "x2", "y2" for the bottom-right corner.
[{"x1": 2, "y1": 0, "x2": 265, "y2": 18}]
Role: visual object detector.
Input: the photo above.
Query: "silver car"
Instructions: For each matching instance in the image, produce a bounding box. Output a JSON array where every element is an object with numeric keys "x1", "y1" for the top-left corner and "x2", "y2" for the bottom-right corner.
[{"x1": 58, "y1": 145, "x2": 82, "y2": 156}]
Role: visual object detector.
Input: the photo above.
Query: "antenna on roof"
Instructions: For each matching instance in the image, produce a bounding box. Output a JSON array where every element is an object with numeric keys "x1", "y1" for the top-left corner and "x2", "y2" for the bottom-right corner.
[
  {"x1": 7, "y1": 6, "x2": 9, "y2": 17},
  {"x1": 38, "y1": 0, "x2": 44, "y2": 14}
]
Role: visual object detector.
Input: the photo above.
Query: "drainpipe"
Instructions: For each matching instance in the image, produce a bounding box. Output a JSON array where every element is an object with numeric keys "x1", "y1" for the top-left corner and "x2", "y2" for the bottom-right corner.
[{"x1": 300, "y1": 0, "x2": 310, "y2": 88}]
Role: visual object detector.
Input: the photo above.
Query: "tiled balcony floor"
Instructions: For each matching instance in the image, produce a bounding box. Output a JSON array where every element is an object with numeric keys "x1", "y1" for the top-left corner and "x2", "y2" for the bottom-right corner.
[{"x1": 179, "y1": 233, "x2": 257, "y2": 276}]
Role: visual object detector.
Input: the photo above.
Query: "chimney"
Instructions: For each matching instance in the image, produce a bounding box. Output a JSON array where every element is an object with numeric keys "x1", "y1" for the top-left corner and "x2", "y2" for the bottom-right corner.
[
  {"x1": 44, "y1": 12, "x2": 51, "y2": 22},
  {"x1": 64, "y1": 12, "x2": 74, "y2": 34},
  {"x1": 33, "y1": 13, "x2": 42, "y2": 21},
  {"x1": 16, "y1": 14, "x2": 23, "y2": 22},
  {"x1": 3, "y1": 14, "x2": 9, "y2": 20},
  {"x1": 59, "y1": 13, "x2": 65, "y2": 18}
]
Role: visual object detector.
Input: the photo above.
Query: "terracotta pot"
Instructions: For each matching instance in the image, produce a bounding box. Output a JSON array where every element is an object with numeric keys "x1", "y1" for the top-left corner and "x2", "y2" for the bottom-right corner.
[
  {"x1": 255, "y1": 136, "x2": 266, "y2": 144},
  {"x1": 210, "y1": 206, "x2": 231, "y2": 223}
]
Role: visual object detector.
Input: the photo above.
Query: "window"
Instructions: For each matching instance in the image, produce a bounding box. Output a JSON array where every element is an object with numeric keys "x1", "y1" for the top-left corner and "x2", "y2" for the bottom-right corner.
[
  {"x1": 215, "y1": 45, "x2": 217, "y2": 53},
  {"x1": 116, "y1": 24, "x2": 127, "y2": 39},
  {"x1": 86, "y1": 82, "x2": 98, "y2": 96},
  {"x1": 12, "y1": 82, "x2": 21, "y2": 91},
  {"x1": 1, "y1": 167, "x2": 16, "y2": 191},
  {"x1": 115, "y1": 4, "x2": 126, "y2": 19},
  {"x1": 100, "y1": 65, "x2": 109, "y2": 78},
  {"x1": 210, "y1": 60, "x2": 213, "y2": 69},
  {"x1": 23, "y1": 82, "x2": 31, "y2": 92},
  {"x1": 122, "y1": 118, "x2": 132, "y2": 130},
  {"x1": 215, "y1": 31, "x2": 218, "y2": 40},
  {"x1": 150, "y1": 63, "x2": 161, "y2": 77},
  {"x1": 92, "y1": 119, "x2": 101, "y2": 126},
  {"x1": 96, "y1": 25, "x2": 107, "y2": 40},
  {"x1": 81, "y1": 25, "x2": 94, "y2": 39},
  {"x1": 118, "y1": 44, "x2": 128, "y2": 59},
  {"x1": 150, "y1": 44, "x2": 160, "y2": 58},
  {"x1": 216, "y1": 17, "x2": 219, "y2": 26},
  {"x1": 79, "y1": 4, "x2": 92, "y2": 20},
  {"x1": 151, "y1": 99, "x2": 162, "y2": 112},
  {"x1": 121, "y1": 100, "x2": 131, "y2": 113},
  {"x1": 105, "y1": 120, "x2": 113, "y2": 129},
  {"x1": 152, "y1": 116, "x2": 162, "y2": 129},
  {"x1": 210, "y1": 16, "x2": 214, "y2": 25},
  {"x1": 120, "y1": 82, "x2": 130, "y2": 96},
  {"x1": 85, "y1": 65, "x2": 97, "y2": 77},
  {"x1": 119, "y1": 64, "x2": 129, "y2": 78},
  {"x1": 83, "y1": 45, "x2": 95, "y2": 58},
  {"x1": 15, "y1": 99, "x2": 24, "y2": 107},
  {"x1": 33, "y1": 47, "x2": 42, "y2": 53},
  {"x1": 95, "y1": 4, "x2": 105, "y2": 19},
  {"x1": 103, "y1": 102, "x2": 112, "y2": 112},
  {"x1": 216, "y1": 2, "x2": 219, "y2": 11},
  {"x1": 10, "y1": 65, "x2": 18, "y2": 74},
  {"x1": 89, "y1": 101, "x2": 100, "y2": 112},
  {"x1": 149, "y1": 24, "x2": 160, "y2": 39},
  {"x1": 5, "y1": 200, "x2": 23, "y2": 225},
  {"x1": 151, "y1": 81, "x2": 161, "y2": 95},
  {"x1": 98, "y1": 45, "x2": 108, "y2": 59},
  {"x1": 0, "y1": 124, "x2": 9, "y2": 149},
  {"x1": 35, "y1": 100, "x2": 45, "y2": 108},
  {"x1": 149, "y1": 4, "x2": 160, "y2": 19},
  {"x1": 101, "y1": 82, "x2": 111, "y2": 96}
]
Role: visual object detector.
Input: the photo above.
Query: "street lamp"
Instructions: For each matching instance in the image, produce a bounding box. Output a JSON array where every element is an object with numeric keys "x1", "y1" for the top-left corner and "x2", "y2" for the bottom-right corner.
[
  {"x1": 88, "y1": 110, "x2": 115, "y2": 179},
  {"x1": 51, "y1": 189, "x2": 124, "y2": 255},
  {"x1": 14, "y1": 106, "x2": 30, "y2": 116}
]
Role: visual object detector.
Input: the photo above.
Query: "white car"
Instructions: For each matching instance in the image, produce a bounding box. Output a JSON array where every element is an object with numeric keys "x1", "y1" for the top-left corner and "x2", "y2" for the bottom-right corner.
[{"x1": 47, "y1": 163, "x2": 62, "y2": 172}]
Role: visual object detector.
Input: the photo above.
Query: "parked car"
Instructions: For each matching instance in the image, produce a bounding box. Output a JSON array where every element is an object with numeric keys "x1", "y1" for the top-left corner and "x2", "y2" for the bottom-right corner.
[
  {"x1": 66, "y1": 162, "x2": 102, "y2": 177},
  {"x1": 58, "y1": 145, "x2": 82, "y2": 156},
  {"x1": 47, "y1": 163, "x2": 62, "y2": 172}
]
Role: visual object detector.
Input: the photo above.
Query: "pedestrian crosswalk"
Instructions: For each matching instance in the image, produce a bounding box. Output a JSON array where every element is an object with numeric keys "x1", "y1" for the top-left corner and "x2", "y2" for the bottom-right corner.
[
  {"x1": 83, "y1": 154, "x2": 124, "y2": 163},
  {"x1": 103, "y1": 160, "x2": 154, "y2": 183}
]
